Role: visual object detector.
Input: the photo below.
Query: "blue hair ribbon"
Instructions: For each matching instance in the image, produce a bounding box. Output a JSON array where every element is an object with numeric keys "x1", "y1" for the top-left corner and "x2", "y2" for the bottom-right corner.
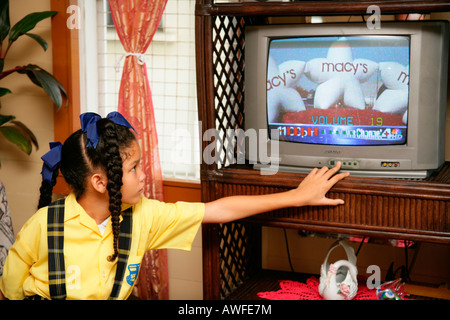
[
  {"x1": 80, "y1": 112, "x2": 135, "y2": 148},
  {"x1": 41, "y1": 142, "x2": 63, "y2": 184}
]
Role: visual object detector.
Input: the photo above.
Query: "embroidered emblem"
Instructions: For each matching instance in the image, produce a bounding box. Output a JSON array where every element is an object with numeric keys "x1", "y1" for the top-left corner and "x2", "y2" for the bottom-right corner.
[{"x1": 126, "y1": 263, "x2": 141, "y2": 286}]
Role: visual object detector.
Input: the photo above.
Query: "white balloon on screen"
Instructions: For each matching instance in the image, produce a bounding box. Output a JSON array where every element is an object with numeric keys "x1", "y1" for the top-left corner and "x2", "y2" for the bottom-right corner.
[
  {"x1": 267, "y1": 38, "x2": 410, "y2": 116},
  {"x1": 267, "y1": 55, "x2": 306, "y2": 122},
  {"x1": 314, "y1": 76, "x2": 366, "y2": 110},
  {"x1": 352, "y1": 58, "x2": 379, "y2": 82},
  {"x1": 327, "y1": 37, "x2": 353, "y2": 62},
  {"x1": 279, "y1": 60, "x2": 306, "y2": 88},
  {"x1": 305, "y1": 38, "x2": 370, "y2": 110},
  {"x1": 373, "y1": 88, "x2": 408, "y2": 114},
  {"x1": 280, "y1": 87, "x2": 306, "y2": 112},
  {"x1": 304, "y1": 58, "x2": 332, "y2": 83},
  {"x1": 402, "y1": 110, "x2": 408, "y2": 124},
  {"x1": 267, "y1": 90, "x2": 280, "y2": 123},
  {"x1": 267, "y1": 87, "x2": 305, "y2": 122},
  {"x1": 373, "y1": 62, "x2": 409, "y2": 114},
  {"x1": 314, "y1": 76, "x2": 344, "y2": 109},
  {"x1": 379, "y1": 62, "x2": 409, "y2": 89},
  {"x1": 305, "y1": 58, "x2": 332, "y2": 83},
  {"x1": 343, "y1": 77, "x2": 366, "y2": 110}
]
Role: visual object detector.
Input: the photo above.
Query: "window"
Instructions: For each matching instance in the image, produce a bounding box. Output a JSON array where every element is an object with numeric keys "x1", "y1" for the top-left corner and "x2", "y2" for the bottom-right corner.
[{"x1": 79, "y1": 0, "x2": 200, "y2": 181}]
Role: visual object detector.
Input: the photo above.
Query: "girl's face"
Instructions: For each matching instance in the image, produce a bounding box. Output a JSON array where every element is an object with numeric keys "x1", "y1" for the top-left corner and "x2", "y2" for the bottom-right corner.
[{"x1": 120, "y1": 140, "x2": 146, "y2": 204}]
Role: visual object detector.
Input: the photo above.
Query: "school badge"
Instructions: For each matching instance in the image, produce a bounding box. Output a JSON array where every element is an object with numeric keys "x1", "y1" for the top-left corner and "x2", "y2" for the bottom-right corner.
[{"x1": 126, "y1": 263, "x2": 141, "y2": 286}]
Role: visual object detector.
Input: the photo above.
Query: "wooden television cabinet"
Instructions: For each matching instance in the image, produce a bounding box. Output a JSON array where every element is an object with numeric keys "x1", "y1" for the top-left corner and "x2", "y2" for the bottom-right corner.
[{"x1": 195, "y1": 0, "x2": 450, "y2": 300}]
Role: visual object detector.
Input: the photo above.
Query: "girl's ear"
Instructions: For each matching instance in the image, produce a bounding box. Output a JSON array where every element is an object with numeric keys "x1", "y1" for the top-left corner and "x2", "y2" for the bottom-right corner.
[{"x1": 90, "y1": 172, "x2": 108, "y2": 194}]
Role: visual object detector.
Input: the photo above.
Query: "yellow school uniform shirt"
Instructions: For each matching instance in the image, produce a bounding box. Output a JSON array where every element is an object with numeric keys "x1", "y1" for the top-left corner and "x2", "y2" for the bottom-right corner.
[{"x1": 0, "y1": 192, "x2": 204, "y2": 300}]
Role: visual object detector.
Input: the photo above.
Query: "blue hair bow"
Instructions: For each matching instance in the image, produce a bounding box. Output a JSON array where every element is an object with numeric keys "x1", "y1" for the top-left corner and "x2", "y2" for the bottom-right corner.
[
  {"x1": 80, "y1": 112, "x2": 135, "y2": 148},
  {"x1": 41, "y1": 142, "x2": 63, "y2": 184}
]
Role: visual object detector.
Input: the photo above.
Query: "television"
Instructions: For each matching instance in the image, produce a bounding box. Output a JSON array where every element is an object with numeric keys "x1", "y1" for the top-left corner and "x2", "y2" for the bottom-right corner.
[{"x1": 244, "y1": 21, "x2": 449, "y2": 178}]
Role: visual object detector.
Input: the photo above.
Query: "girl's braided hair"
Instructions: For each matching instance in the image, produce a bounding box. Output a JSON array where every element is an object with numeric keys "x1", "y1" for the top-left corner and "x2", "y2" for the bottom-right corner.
[{"x1": 38, "y1": 118, "x2": 137, "y2": 262}]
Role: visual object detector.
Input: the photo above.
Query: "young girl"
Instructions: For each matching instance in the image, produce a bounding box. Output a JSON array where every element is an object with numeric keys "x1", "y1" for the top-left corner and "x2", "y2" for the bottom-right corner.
[{"x1": 0, "y1": 112, "x2": 348, "y2": 300}]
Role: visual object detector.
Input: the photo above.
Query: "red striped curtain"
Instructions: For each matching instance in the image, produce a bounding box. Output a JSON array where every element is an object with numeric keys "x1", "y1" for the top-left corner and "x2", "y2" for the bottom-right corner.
[{"x1": 108, "y1": 0, "x2": 168, "y2": 300}]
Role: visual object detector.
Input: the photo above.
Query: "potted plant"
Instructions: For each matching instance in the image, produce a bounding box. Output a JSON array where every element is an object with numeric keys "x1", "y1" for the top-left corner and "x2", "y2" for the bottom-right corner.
[{"x1": 0, "y1": 0, "x2": 66, "y2": 164}]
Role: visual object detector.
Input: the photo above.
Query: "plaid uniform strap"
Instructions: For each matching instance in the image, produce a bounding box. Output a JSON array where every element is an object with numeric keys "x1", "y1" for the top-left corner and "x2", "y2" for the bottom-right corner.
[
  {"x1": 47, "y1": 200, "x2": 133, "y2": 300},
  {"x1": 47, "y1": 198, "x2": 67, "y2": 300},
  {"x1": 109, "y1": 207, "x2": 133, "y2": 300}
]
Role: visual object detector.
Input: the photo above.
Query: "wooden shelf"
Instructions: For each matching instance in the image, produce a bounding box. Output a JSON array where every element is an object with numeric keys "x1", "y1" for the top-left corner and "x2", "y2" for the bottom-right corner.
[
  {"x1": 206, "y1": 163, "x2": 450, "y2": 243},
  {"x1": 196, "y1": 1, "x2": 450, "y2": 17}
]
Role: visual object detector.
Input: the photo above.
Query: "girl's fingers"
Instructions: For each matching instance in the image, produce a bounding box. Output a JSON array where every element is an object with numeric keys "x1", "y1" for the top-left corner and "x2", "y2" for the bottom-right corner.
[
  {"x1": 325, "y1": 197, "x2": 345, "y2": 206},
  {"x1": 324, "y1": 161, "x2": 342, "y2": 179},
  {"x1": 315, "y1": 161, "x2": 342, "y2": 180},
  {"x1": 327, "y1": 171, "x2": 350, "y2": 187}
]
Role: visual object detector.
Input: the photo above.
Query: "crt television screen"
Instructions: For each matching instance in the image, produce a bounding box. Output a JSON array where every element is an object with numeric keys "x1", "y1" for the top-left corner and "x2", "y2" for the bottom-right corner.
[{"x1": 267, "y1": 35, "x2": 410, "y2": 146}]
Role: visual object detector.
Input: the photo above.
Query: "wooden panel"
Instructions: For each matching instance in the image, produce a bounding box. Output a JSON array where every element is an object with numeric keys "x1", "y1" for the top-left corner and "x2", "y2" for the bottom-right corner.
[
  {"x1": 218, "y1": 222, "x2": 261, "y2": 298},
  {"x1": 208, "y1": 164, "x2": 450, "y2": 243},
  {"x1": 51, "y1": 0, "x2": 81, "y2": 142},
  {"x1": 249, "y1": 194, "x2": 449, "y2": 241},
  {"x1": 162, "y1": 179, "x2": 201, "y2": 203},
  {"x1": 51, "y1": 0, "x2": 81, "y2": 194},
  {"x1": 196, "y1": 0, "x2": 450, "y2": 17}
]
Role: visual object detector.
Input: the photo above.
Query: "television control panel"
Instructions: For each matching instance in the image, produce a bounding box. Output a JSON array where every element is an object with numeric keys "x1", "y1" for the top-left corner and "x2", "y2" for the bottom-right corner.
[{"x1": 329, "y1": 159, "x2": 360, "y2": 169}]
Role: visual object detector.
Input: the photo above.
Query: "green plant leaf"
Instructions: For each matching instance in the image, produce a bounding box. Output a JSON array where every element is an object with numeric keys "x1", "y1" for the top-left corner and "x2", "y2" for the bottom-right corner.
[
  {"x1": 0, "y1": 58, "x2": 4, "y2": 73},
  {"x1": 9, "y1": 11, "x2": 57, "y2": 42},
  {"x1": 0, "y1": 115, "x2": 38, "y2": 152},
  {"x1": 24, "y1": 32, "x2": 48, "y2": 51},
  {"x1": 17, "y1": 64, "x2": 67, "y2": 109},
  {"x1": 0, "y1": 0, "x2": 10, "y2": 42},
  {"x1": 0, "y1": 87, "x2": 11, "y2": 97},
  {"x1": 16, "y1": 66, "x2": 40, "y2": 86},
  {"x1": 0, "y1": 125, "x2": 32, "y2": 154},
  {"x1": 0, "y1": 113, "x2": 15, "y2": 125},
  {"x1": 11, "y1": 120, "x2": 38, "y2": 149}
]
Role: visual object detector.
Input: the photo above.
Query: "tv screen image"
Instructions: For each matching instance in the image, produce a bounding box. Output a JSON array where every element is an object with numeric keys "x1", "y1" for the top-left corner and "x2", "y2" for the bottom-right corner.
[
  {"x1": 267, "y1": 35, "x2": 410, "y2": 146},
  {"x1": 245, "y1": 21, "x2": 448, "y2": 178}
]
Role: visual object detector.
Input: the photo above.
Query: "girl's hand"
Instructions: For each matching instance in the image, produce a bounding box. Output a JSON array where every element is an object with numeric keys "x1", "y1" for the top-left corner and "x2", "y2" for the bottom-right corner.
[{"x1": 292, "y1": 161, "x2": 349, "y2": 207}]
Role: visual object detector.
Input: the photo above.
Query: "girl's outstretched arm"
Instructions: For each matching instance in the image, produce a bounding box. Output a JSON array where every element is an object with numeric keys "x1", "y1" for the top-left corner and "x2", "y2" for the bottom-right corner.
[{"x1": 203, "y1": 161, "x2": 349, "y2": 224}]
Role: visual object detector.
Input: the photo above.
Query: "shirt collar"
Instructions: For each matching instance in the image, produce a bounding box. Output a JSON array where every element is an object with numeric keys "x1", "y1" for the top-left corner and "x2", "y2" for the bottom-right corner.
[
  {"x1": 63, "y1": 192, "x2": 84, "y2": 222},
  {"x1": 63, "y1": 192, "x2": 128, "y2": 223}
]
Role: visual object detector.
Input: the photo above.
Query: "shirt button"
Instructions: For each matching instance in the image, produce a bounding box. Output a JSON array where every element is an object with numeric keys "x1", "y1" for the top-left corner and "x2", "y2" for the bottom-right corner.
[{"x1": 102, "y1": 272, "x2": 107, "y2": 278}]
